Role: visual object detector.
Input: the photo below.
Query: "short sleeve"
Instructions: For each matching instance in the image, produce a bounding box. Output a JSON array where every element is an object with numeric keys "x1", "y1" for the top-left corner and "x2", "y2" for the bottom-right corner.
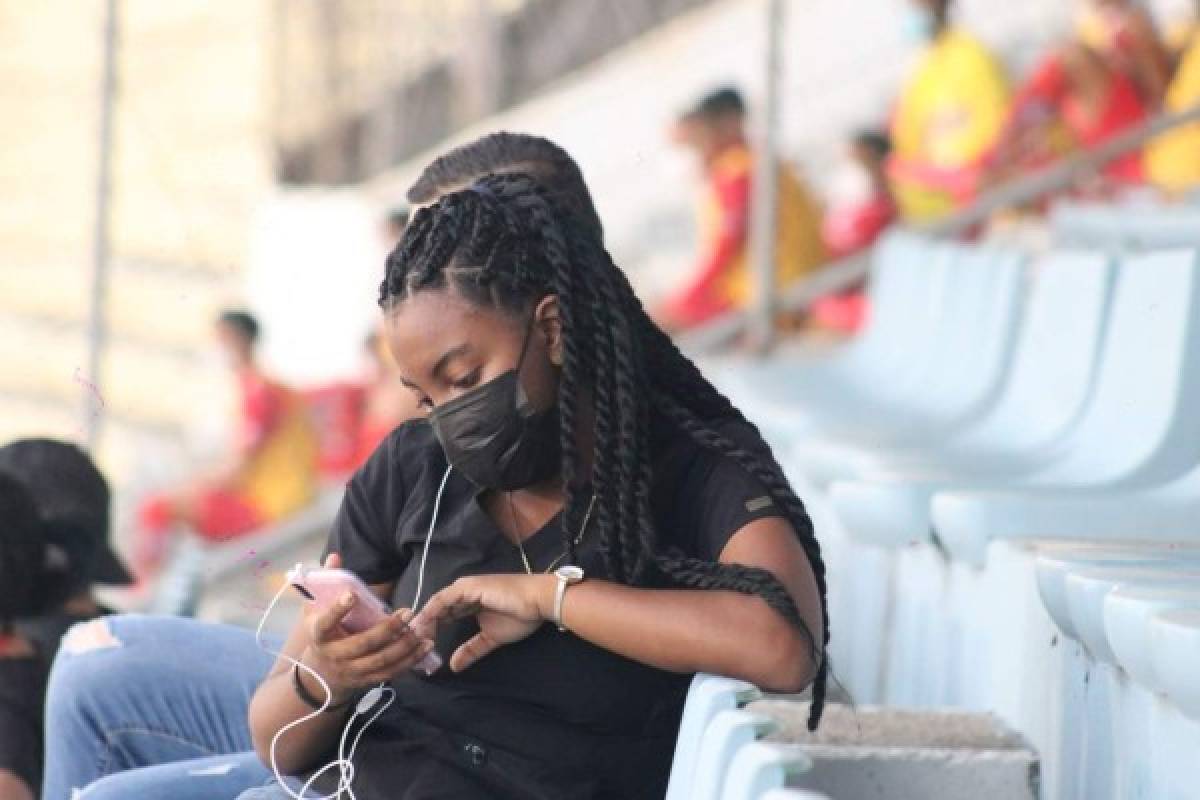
[
  {"x1": 654, "y1": 421, "x2": 786, "y2": 563},
  {"x1": 324, "y1": 426, "x2": 410, "y2": 584}
]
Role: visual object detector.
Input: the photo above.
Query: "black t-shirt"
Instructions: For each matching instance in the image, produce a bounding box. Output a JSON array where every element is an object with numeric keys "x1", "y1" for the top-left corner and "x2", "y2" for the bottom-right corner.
[
  {"x1": 0, "y1": 654, "x2": 48, "y2": 796},
  {"x1": 1, "y1": 610, "x2": 108, "y2": 796},
  {"x1": 319, "y1": 417, "x2": 783, "y2": 800}
]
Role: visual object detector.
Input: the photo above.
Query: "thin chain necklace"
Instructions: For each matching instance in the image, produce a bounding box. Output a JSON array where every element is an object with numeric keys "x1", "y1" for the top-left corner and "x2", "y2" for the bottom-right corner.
[{"x1": 505, "y1": 491, "x2": 598, "y2": 574}]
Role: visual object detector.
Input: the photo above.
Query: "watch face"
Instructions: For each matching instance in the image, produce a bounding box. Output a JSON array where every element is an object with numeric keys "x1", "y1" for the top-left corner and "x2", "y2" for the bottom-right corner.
[{"x1": 557, "y1": 565, "x2": 584, "y2": 582}]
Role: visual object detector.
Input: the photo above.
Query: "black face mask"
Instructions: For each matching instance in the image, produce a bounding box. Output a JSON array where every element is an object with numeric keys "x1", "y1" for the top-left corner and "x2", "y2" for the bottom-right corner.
[{"x1": 428, "y1": 321, "x2": 561, "y2": 491}]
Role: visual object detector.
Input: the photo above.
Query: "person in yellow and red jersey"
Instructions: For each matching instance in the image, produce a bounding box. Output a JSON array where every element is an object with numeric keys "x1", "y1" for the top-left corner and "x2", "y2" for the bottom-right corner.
[
  {"x1": 1147, "y1": 18, "x2": 1200, "y2": 194},
  {"x1": 660, "y1": 87, "x2": 827, "y2": 331},
  {"x1": 136, "y1": 310, "x2": 318, "y2": 580},
  {"x1": 888, "y1": 0, "x2": 1012, "y2": 221}
]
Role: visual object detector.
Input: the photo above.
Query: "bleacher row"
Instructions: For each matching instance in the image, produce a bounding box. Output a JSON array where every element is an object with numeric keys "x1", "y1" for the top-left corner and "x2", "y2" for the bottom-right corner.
[{"x1": 688, "y1": 203, "x2": 1200, "y2": 798}]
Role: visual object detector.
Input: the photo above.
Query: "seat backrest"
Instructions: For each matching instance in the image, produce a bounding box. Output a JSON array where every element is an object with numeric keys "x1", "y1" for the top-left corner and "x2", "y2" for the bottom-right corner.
[
  {"x1": 914, "y1": 243, "x2": 1026, "y2": 419},
  {"x1": 836, "y1": 231, "x2": 955, "y2": 378},
  {"x1": 666, "y1": 675, "x2": 761, "y2": 800},
  {"x1": 1052, "y1": 204, "x2": 1200, "y2": 250},
  {"x1": 965, "y1": 250, "x2": 1114, "y2": 448},
  {"x1": 719, "y1": 741, "x2": 814, "y2": 800},
  {"x1": 1037, "y1": 248, "x2": 1200, "y2": 486}
]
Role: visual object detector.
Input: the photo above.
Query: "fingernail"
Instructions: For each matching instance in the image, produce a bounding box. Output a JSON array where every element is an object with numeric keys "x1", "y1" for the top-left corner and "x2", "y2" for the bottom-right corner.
[
  {"x1": 399, "y1": 609, "x2": 414, "y2": 623},
  {"x1": 340, "y1": 593, "x2": 355, "y2": 607}
]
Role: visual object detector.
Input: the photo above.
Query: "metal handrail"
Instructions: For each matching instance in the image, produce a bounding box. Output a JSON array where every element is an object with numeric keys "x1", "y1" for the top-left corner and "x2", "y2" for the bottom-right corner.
[{"x1": 681, "y1": 101, "x2": 1200, "y2": 353}]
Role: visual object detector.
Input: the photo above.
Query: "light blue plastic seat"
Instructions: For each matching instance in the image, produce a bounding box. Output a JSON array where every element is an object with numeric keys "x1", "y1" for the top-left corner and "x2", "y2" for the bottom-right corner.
[
  {"x1": 690, "y1": 710, "x2": 780, "y2": 800},
  {"x1": 1064, "y1": 566, "x2": 1200, "y2": 663},
  {"x1": 797, "y1": 244, "x2": 1024, "y2": 436},
  {"x1": 790, "y1": 244, "x2": 1027, "y2": 484},
  {"x1": 1034, "y1": 547, "x2": 1200, "y2": 641},
  {"x1": 1107, "y1": 584, "x2": 1200, "y2": 693},
  {"x1": 666, "y1": 675, "x2": 762, "y2": 800},
  {"x1": 719, "y1": 741, "x2": 813, "y2": 800},
  {"x1": 825, "y1": 250, "x2": 1112, "y2": 512},
  {"x1": 1149, "y1": 609, "x2": 1200, "y2": 720},
  {"x1": 715, "y1": 232, "x2": 957, "y2": 443},
  {"x1": 922, "y1": 249, "x2": 1200, "y2": 563},
  {"x1": 1051, "y1": 203, "x2": 1200, "y2": 250}
]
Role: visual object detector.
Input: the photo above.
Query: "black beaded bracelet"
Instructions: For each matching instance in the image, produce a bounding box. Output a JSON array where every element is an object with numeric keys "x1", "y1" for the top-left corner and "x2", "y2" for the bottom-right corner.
[{"x1": 292, "y1": 664, "x2": 356, "y2": 713}]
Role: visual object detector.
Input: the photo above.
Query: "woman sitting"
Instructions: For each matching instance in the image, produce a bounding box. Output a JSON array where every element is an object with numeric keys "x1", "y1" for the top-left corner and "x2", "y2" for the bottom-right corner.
[{"x1": 39, "y1": 134, "x2": 828, "y2": 800}]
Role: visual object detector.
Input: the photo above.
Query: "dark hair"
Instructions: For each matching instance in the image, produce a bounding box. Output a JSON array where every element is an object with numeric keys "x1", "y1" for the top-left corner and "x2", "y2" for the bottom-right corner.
[
  {"x1": 218, "y1": 310, "x2": 260, "y2": 345},
  {"x1": 407, "y1": 132, "x2": 604, "y2": 243},
  {"x1": 0, "y1": 439, "x2": 109, "y2": 544},
  {"x1": 379, "y1": 171, "x2": 830, "y2": 729},
  {"x1": 853, "y1": 130, "x2": 892, "y2": 161},
  {"x1": 0, "y1": 473, "x2": 52, "y2": 630},
  {"x1": 683, "y1": 86, "x2": 747, "y2": 122}
]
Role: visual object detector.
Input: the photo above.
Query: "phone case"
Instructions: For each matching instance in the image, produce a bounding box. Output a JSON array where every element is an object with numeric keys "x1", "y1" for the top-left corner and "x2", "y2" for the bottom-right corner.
[{"x1": 288, "y1": 565, "x2": 442, "y2": 674}]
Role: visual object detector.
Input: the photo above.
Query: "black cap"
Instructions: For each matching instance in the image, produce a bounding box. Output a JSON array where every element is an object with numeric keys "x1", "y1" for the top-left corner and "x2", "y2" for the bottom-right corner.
[{"x1": 0, "y1": 439, "x2": 133, "y2": 587}]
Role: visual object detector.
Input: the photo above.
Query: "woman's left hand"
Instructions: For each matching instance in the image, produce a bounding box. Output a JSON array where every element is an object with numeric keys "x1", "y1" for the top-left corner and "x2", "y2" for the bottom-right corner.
[{"x1": 413, "y1": 574, "x2": 556, "y2": 672}]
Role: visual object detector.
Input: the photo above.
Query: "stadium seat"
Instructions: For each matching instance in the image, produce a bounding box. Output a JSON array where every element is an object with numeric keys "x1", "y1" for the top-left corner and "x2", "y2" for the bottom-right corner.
[
  {"x1": 826, "y1": 249, "x2": 1113, "y2": 533},
  {"x1": 716, "y1": 232, "x2": 957, "y2": 442},
  {"x1": 1106, "y1": 584, "x2": 1200, "y2": 693},
  {"x1": 790, "y1": 244, "x2": 1027, "y2": 484},
  {"x1": 926, "y1": 249, "x2": 1200, "y2": 563},
  {"x1": 719, "y1": 741, "x2": 813, "y2": 800},
  {"x1": 666, "y1": 675, "x2": 763, "y2": 800},
  {"x1": 1150, "y1": 609, "x2": 1200, "y2": 721},
  {"x1": 691, "y1": 711, "x2": 781, "y2": 800}
]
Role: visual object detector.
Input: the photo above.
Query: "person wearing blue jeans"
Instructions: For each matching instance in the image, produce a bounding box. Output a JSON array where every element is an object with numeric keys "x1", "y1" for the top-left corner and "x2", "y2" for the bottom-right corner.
[{"x1": 42, "y1": 614, "x2": 280, "y2": 800}]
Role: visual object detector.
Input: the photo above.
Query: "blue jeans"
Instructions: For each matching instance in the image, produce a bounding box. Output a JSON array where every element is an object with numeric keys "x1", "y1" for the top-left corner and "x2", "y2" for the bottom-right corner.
[{"x1": 42, "y1": 614, "x2": 281, "y2": 800}]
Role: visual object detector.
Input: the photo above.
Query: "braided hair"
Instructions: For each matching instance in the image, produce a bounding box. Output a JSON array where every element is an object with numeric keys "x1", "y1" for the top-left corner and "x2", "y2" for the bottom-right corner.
[{"x1": 381, "y1": 172, "x2": 830, "y2": 729}]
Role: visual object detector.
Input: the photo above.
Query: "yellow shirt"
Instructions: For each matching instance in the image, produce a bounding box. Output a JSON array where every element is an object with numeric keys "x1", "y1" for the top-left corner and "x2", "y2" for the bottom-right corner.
[
  {"x1": 890, "y1": 29, "x2": 1011, "y2": 220},
  {"x1": 704, "y1": 146, "x2": 827, "y2": 310},
  {"x1": 1146, "y1": 32, "x2": 1200, "y2": 193},
  {"x1": 234, "y1": 374, "x2": 319, "y2": 521}
]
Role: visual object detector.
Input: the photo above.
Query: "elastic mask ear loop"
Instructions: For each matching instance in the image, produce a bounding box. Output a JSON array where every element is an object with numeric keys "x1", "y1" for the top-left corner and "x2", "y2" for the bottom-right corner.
[{"x1": 512, "y1": 302, "x2": 552, "y2": 410}]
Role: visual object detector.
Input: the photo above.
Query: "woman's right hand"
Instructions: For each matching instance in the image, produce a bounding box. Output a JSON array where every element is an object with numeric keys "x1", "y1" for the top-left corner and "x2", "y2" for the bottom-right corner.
[{"x1": 299, "y1": 556, "x2": 436, "y2": 700}]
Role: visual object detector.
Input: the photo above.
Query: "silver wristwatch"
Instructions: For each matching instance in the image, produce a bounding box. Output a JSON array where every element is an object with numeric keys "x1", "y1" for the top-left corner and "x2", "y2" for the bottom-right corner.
[{"x1": 552, "y1": 565, "x2": 585, "y2": 632}]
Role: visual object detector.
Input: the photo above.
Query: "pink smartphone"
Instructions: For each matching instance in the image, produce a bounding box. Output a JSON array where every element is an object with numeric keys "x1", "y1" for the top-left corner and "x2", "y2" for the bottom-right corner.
[{"x1": 287, "y1": 564, "x2": 442, "y2": 675}]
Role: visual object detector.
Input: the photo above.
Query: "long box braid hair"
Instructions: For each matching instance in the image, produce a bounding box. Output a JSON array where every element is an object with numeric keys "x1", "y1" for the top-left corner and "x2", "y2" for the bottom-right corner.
[{"x1": 393, "y1": 136, "x2": 830, "y2": 730}]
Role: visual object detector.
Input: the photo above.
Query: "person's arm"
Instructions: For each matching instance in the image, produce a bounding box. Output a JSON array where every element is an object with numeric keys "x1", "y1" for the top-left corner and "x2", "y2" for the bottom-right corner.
[
  {"x1": 0, "y1": 770, "x2": 33, "y2": 800},
  {"x1": 415, "y1": 516, "x2": 822, "y2": 692},
  {"x1": 1122, "y1": 9, "x2": 1172, "y2": 106},
  {"x1": 247, "y1": 554, "x2": 435, "y2": 776}
]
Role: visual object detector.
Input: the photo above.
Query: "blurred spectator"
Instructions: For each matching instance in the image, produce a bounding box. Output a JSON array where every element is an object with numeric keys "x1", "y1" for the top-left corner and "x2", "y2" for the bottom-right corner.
[
  {"x1": 821, "y1": 131, "x2": 897, "y2": 260},
  {"x1": 660, "y1": 86, "x2": 827, "y2": 330},
  {"x1": 1147, "y1": 19, "x2": 1200, "y2": 193},
  {"x1": 810, "y1": 131, "x2": 897, "y2": 335},
  {"x1": 136, "y1": 310, "x2": 318, "y2": 580},
  {"x1": 990, "y1": 0, "x2": 1170, "y2": 188},
  {"x1": 1075, "y1": 0, "x2": 1172, "y2": 106},
  {"x1": 355, "y1": 330, "x2": 424, "y2": 466},
  {"x1": 994, "y1": 42, "x2": 1150, "y2": 187},
  {"x1": 0, "y1": 438, "x2": 128, "y2": 652},
  {"x1": 888, "y1": 0, "x2": 1011, "y2": 220},
  {"x1": 0, "y1": 439, "x2": 129, "y2": 800}
]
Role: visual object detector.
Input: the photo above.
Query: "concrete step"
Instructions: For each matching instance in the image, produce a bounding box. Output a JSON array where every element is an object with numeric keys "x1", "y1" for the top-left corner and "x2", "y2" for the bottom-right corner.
[{"x1": 754, "y1": 701, "x2": 1040, "y2": 800}]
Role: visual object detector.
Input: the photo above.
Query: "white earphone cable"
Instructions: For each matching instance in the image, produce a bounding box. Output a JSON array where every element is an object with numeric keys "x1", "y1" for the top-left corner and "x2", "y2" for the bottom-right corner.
[
  {"x1": 254, "y1": 464, "x2": 451, "y2": 798},
  {"x1": 412, "y1": 465, "x2": 453, "y2": 612}
]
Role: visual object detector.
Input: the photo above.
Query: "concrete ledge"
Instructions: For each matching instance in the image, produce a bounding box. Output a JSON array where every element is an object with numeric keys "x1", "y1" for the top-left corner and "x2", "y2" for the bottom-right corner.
[{"x1": 752, "y1": 701, "x2": 1040, "y2": 800}]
